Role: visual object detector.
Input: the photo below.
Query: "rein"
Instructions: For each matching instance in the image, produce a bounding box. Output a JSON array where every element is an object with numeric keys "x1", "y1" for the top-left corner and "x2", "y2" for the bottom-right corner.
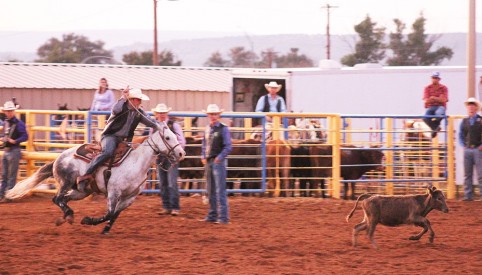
[{"x1": 146, "y1": 125, "x2": 181, "y2": 172}]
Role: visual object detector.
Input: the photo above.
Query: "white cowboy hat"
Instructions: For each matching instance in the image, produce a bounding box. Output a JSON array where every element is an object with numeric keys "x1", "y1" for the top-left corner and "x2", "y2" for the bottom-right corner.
[
  {"x1": 464, "y1": 97, "x2": 480, "y2": 108},
  {"x1": 128, "y1": 88, "x2": 150, "y2": 100},
  {"x1": 431, "y1": 72, "x2": 441, "y2": 79},
  {"x1": 203, "y1": 104, "x2": 223, "y2": 114},
  {"x1": 264, "y1": 81, "x2": 282, "y2": 92},
  {"x1": 1, "y1": 101, "x2": 17, "y2": 111},
  {"x1": 152, "y1": 103, "x2": 172, "y2": 113}
]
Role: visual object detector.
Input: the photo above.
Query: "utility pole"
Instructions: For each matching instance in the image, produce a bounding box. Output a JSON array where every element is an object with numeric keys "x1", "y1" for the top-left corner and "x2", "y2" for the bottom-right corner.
[
  {"x1": 467, "y1": 0, "x2": 476, "y2": 98},
  {"x1": 321, "y1": 3, "x2": 338, "y2": 59},
  {"x1": 262, "y1": 49, "x2": 279, "y2": 68},
  {"x1": 153, "y1": 0, "x2": 159, "y2": 66}
]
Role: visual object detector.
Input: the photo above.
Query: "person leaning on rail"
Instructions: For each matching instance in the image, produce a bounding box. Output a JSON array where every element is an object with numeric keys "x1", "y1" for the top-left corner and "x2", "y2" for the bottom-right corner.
[
  {"x1": 152, "y1": 103, "x2": 186, "y2": 216},
  {"x1": 458, "y1": 97, "x2": 482, "y2": 201}
]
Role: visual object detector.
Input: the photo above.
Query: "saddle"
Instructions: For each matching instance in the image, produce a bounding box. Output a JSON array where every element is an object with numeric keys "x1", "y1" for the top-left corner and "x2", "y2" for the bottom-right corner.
[
  {"x1": 74, "y1": 136, "x2": 149, "y2": 193},
  {"x1": 74, "y1": 136, "x2": 148, "y2": 166}
]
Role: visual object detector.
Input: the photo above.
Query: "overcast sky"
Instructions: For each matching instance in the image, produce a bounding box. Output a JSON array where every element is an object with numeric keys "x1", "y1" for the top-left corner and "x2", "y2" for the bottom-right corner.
[{"x1": 1, "y1": 0, "x2": 479, "y2": 35}]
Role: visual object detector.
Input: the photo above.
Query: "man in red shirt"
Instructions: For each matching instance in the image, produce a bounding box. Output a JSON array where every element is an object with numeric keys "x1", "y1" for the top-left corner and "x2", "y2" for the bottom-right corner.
[{"x1": 423, "y1": 72, "x2": 448, "y2": 138}]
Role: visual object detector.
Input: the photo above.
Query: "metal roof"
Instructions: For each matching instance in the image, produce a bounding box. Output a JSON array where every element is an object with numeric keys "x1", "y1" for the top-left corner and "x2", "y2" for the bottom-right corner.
[{"x1": 0, "y1": 62, "x2": 233, "y2": 92}]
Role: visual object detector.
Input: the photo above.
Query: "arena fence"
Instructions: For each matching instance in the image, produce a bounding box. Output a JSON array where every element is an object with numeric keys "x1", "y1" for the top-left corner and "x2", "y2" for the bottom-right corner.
[{"x1": 1, "y1": 110, "x2": 458, "y2": 199}]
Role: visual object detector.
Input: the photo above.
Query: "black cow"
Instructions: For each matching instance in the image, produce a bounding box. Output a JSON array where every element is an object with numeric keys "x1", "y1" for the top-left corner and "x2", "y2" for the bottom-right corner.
[
  {"x1": 311, "y1": 145, "x2": 385, "y2": 200},
  {"x1": 346, "y1": 186, "x2": 449, "y2": 248},
  {"x1": 227, "y1": 139, "x2": 262, "y2": 195},
  {"x1": 179, "y1": 136, "x2": 204, "y2": 195}
]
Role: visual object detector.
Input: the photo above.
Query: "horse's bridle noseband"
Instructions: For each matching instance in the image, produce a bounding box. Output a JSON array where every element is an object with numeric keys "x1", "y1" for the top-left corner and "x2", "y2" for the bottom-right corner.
[{"x1": 146, "y1": 125, "x2": 181, "y2": 171}]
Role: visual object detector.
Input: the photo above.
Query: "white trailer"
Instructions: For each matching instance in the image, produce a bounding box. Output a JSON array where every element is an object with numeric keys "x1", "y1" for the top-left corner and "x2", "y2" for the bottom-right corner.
[{"x1": 232, "y1": 63, "x2": 482, "y2": 188}]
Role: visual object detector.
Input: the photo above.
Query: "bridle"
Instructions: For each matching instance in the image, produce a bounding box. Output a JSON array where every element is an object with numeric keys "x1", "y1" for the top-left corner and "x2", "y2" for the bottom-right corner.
[
  {"x1": 146, "y1": 124, "x2": 181, "y2": 171},
  {"x1": 124, "y1": 94, "x2": 181, "y2": 171}
]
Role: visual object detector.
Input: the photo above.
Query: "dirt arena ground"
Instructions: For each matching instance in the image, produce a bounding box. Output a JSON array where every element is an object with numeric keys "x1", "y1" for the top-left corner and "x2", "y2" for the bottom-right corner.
[{"x1": 0, "y1": 193, "x2": 480, "y2": 274}]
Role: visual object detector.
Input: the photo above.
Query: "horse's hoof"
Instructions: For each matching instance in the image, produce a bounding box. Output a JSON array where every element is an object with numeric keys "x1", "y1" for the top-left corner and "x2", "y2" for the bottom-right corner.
[
  {"x1": 55, "y1": 217, "x2": 66, "y2": 226},
  {"x1": 409, "y1": 236, "x2": 419, "y2": 241},
  {"x1": 81, "y1": 217, "x2": 92, "y2": 225},
  {"x1": 65, "y1": 215, "x2": 74, "y2": 224}
]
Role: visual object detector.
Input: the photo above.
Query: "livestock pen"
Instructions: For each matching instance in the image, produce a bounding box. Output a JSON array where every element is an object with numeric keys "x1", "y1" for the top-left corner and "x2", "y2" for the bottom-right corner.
[{"x1": 0, "y1": 110, "x2": 467, "y2": 199}]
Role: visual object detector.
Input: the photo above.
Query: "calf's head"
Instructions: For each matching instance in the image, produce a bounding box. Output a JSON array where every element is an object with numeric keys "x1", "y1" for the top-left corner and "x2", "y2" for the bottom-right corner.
[{"x1": 428, "y1": 186, "x2": 449, "y2": 213}]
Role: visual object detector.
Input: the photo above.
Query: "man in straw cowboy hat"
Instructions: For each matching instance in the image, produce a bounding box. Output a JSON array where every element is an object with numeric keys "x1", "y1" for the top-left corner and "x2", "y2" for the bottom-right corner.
[
  {"x1": 458, "y1": 97, "x2": 482, "y2": 201},
  {"x1": 200, "y1": 104, "x2": 232, "y2": 224},
  {"x1": 423, "y1": 72, "x2": 448, "y2": 138},
  {"x1": 76, "y1": 87, "x2": 159, "y2": 193},
  {"x1": 255, "y1": 81, "x2": 287, "y2": 115},
  {"x1": 0, "y1": 100, "x2": 28, "y2": 201},
  {"x1": 152, "y1": 103, "x2": 185, "y2": 216}
]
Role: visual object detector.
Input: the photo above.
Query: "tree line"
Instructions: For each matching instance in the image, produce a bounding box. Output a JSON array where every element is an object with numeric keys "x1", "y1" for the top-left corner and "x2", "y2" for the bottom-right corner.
[{"x1": 26, "y1": 13, "x2": 452, "y2": 68}]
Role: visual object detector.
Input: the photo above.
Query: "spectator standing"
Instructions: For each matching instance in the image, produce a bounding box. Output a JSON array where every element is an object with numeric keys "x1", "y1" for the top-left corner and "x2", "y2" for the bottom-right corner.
[
  {"x1": 76, "y1": 87, "x2": 159, "y2": 192},
  {"x1": 458, "y1": 97, "x2": 482, "y2": 201},
  {"x1": 255, "y1": 81, "x2": 286, "y2": 122},
  {"x1": 0, "y1": 101, "x2": 28, "y2": 201},
  {"x1": 423, "y1": 72, "x2": 448, "y2": 138},
  {"x1": 90, "y1": 78, "x2": 116, "y2": 111},
  {"x1": 152, "y1": 103, "x2": 186, "y2": 216},
  {"x1": 200, "y1": 104, "x2": 232, "y2": 224}
]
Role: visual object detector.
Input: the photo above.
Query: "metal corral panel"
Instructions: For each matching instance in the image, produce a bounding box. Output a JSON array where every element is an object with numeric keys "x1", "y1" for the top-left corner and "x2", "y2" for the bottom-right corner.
[
  {"x1": 0, "y1": 62, "x2": 232, "y2": 92},
  {"x1": 0, "y1": 88, "x2": 230, "y2": 112}
]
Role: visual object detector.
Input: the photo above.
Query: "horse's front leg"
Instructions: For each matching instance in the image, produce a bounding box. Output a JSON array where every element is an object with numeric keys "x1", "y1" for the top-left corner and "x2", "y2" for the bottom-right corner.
[
  {"x1": 101, "y1": 211, "x2": 121, "y2": 234},
  {"x1": 81, "y1": 214, "x2": 109, "y2": 226}
]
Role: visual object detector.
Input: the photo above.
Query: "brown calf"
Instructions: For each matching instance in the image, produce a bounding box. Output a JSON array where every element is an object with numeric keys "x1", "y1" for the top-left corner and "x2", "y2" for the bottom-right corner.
[{"x1": 346, "y1": 186, "x2": 449, "y2": 248}]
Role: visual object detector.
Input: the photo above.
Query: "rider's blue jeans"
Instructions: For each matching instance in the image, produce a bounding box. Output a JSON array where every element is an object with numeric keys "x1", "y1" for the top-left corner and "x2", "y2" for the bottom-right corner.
[{"x1": 84, "y1": 135, "x2": 121, "y2": 175}]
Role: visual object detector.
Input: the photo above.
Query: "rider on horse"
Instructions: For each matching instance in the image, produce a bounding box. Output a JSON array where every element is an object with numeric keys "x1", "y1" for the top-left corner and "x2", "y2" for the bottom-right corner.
[{"x1": 76, "y1": 87, "x2": 159, "y2": 192}]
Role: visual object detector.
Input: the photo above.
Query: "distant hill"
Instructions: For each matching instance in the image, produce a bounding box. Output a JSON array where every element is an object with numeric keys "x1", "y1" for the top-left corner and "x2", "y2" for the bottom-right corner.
[{"x1": 1, "y1": 31, "x2": 480, "y2": 67}]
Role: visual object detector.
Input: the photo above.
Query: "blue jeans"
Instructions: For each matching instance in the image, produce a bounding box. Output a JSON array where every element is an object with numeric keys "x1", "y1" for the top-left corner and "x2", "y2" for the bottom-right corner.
[
  {"x1": 463, "y1": 148, "x2": 482, "y2": 200},
  {"x1": 423, "y1": 106, "x2": 446, "y2": 131},
  {"x1": 157, "y1": 162, "x2": 180, "y2": 211},
  {"x1": 205, "y1": 159, "x2": 229, "y2": 222},
  {"x1": 0, "y1": 147, "x2": 22, "y2": 198},
  {"x1": 84, "y1": 135, "x2": 121, "y2": 175}
]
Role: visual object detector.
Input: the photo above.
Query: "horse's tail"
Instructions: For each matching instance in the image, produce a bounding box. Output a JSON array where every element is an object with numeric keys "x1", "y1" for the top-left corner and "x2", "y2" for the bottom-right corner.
[
  {"x1": 5, "y1": 162, "x2": 54, "y2": 199},
  {"x1": 346, "y1": 193, "x2": 373, "y2": 222}
]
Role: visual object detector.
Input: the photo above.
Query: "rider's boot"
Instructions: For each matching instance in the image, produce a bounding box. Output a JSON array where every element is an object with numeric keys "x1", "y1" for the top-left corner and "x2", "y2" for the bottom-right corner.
[{"x1": 76, "y1": 174, "x2": 94, "y2": 193}]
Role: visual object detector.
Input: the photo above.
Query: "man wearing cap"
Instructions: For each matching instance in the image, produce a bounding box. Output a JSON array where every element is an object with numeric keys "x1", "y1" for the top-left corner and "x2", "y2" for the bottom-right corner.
[
  {"x1": 255, "y1": 81, "x2": 287, "y2": 122},
  {"x1": 0, "y1": 101, "x2": 28, "y2": 201},
  {"x1": 423, "y1": 72, "x2": 448, "y2": 138},
  {"x1": 458, "y1": 97, "x2": 482, "y2": 201},
  {"x1": 76, "y1": 87, "x2": 159, "y2": 192},
  {"x1": 152, "y1": 103, "x2": 185, "y2": 216},
  {"x1": 200, "y1": 104, "x2": 232, "y2": 224}
]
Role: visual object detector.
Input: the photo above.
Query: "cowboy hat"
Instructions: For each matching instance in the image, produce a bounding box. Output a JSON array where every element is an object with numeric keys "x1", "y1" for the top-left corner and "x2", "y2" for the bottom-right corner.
[
  {"x1": 128, "y1": 88, "x2": 150, "y2": 100},
  {"x1": 464, "y1": 97, "x2": 480, "y2": 108},
  {"x1": 264, "y1": 81, "x2": 282, "y2": 92},
  {"x1": 203, "y1": 104, "x2": 223, "y2": 114},
  {"x1": 1, "y1": 101, "x2": 17, "y2": 111},
  {"x1": 152, "y1": 103, "x2": 172, "y2": 113},
  {"x1": 431, "y1": 72, "x2": 441, "y2": 79}
]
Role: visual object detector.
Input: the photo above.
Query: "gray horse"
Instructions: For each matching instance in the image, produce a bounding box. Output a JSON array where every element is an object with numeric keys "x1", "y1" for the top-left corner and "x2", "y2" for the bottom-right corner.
[{"x1": 6, "y1": 122, "x2": 185, "y2": 234}]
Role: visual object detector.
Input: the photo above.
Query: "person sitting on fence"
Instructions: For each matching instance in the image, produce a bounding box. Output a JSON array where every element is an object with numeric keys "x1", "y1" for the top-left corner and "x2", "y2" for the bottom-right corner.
[
  {"x1": 76, "y1": 87, "x2": 159, "y2": 193},
  {"x1": 423, "y1": 72, "x2": 448, "y2": 138}
]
